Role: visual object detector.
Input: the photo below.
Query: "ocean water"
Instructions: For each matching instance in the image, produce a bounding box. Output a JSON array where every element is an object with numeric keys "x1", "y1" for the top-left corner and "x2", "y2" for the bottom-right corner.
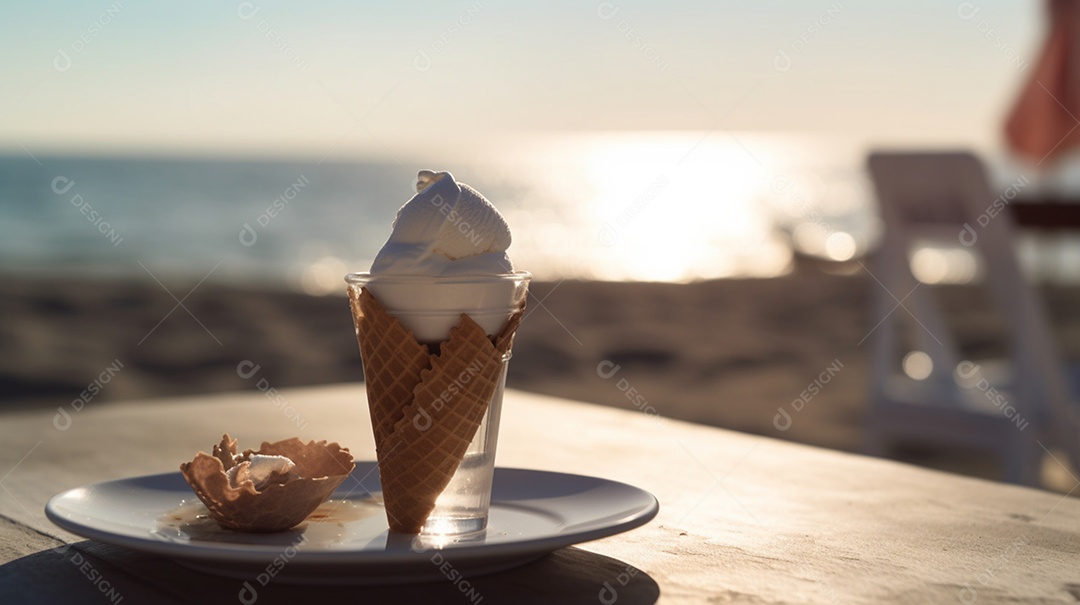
[{"x1": 0, "y1": 132, "x2": 1034, "y2": 289}]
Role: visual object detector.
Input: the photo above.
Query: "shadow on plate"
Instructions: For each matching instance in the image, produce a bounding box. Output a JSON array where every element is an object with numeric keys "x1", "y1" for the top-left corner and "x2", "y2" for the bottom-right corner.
[{"x1": 0, "y1": 540, "x2": 660, "y2": 605}]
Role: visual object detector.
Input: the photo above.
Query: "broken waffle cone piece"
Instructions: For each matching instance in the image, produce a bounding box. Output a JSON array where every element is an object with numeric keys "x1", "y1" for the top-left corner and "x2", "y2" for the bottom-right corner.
[
  {"x1": 349, "y1": 288, "x2": 523, "y2": 533},
  {"x1": 180, "y1": 434, "x2": 355, "y2": 532}
]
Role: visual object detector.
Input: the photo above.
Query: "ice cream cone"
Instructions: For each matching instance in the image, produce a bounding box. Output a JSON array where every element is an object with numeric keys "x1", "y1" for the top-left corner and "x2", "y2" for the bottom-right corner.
[
  {"x1": 346, "y1": 170, "x2": 527, "y2": 534},
  {"x1": 349, "y1": 288, "x2": 523, "y2": 533},
  {"x1": 349, "y1": 288, "x2": 430, "y2": 452}
]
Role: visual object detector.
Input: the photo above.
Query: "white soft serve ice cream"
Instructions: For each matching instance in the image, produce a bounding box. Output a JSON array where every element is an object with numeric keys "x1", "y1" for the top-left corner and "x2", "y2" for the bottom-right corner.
[
  {"x1": 225, "y1": 454, "x2": 296, "y2": 491},
  {"x1": 371, "y1": 170, "x2": 513, "y2": 276},
  {"x1": 358, "y1": 170, "x2": 526, "y2": 342}
]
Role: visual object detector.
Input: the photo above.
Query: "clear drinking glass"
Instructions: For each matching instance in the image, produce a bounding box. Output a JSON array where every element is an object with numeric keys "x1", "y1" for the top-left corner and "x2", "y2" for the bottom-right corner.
[{"x1": 345, "y1": 271, "x2": 530, "y2": 536}]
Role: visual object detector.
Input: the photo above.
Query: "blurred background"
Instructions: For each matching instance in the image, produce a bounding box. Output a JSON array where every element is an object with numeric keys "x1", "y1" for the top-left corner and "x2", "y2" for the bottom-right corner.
[{"x1": 3, "y1": 1, "x2": 1078, "y2": 487}]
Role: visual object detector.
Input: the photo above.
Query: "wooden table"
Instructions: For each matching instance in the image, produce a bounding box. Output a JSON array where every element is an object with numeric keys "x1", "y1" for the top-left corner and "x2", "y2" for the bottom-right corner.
[{"x1": 1, "y1": 384, "x2": 1078, "y2": 604}]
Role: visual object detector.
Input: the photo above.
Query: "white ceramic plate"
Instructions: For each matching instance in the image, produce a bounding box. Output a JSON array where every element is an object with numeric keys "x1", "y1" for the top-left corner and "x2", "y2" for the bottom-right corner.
[{"x1": 45, "y1": 463, "x2": 658, "y2": 584}]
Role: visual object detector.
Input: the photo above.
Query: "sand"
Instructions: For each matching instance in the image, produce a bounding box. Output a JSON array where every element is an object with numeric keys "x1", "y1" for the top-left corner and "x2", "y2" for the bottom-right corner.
[{"x1": 3, "y1": 264, "x2": 1079, "y2": 487}]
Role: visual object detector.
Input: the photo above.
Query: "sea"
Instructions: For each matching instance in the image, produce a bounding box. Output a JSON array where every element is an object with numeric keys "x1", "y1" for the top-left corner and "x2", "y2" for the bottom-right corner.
[{"x1": 0, "y1": 132, "x2": 1064, "y2": 291}]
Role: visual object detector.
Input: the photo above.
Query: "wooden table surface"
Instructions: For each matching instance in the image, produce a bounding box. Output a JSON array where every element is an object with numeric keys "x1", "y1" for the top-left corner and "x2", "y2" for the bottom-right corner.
[{"x1": 1, "y1": 384, "x2": 1078, "y2": 604}]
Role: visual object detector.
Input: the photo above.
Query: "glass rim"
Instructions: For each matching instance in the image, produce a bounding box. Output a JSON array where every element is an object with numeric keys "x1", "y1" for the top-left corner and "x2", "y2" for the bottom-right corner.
[{"x1": 344, "y1": 270, "x2": 531, "y2": 285}]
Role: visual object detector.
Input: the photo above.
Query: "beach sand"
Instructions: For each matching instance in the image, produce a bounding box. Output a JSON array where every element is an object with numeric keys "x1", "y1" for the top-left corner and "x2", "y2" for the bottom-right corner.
[{"x1": 3, "y1": 266, "x2": 1078, "y2": 488}]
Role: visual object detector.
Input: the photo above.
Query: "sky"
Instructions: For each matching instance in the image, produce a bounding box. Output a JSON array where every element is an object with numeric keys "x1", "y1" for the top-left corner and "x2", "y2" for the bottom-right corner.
[{"x1": 0, "y1": 0, "x2": 1042, "y2": 159}]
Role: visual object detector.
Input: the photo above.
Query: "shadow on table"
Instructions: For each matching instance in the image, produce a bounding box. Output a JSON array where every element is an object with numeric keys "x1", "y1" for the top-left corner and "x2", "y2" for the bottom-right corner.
[{"x1": 0, "y1": 540, "x2": 660, "y2": 604}]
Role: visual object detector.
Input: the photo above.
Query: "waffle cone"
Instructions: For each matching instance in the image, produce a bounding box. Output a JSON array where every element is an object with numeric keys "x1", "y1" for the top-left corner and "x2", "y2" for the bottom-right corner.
[
  {"x1": 348, "y1": 288, "x2": 430, "y2": 452},
  {"x1": 349, "y1": 287, "x2": 523, "y2": 533},
  {"x1": 180, "y1": 434, "x2": 355, "y2": 532}
]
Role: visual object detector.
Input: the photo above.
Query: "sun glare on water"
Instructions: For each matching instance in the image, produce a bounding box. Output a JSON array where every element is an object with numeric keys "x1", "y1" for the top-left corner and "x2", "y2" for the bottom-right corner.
[
  {"x1": 493, "y1": 132, "x2": 796, "y2": 282},
  {"x1": 292, "y1": 132, "x2": 870, "y2": 290}
]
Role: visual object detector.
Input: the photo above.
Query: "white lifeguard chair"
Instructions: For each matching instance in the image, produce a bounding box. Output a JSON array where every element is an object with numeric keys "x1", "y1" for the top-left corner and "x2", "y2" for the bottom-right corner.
[{"x1": 863, "y1": 151, "x2": 1080, "y2": 485}]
